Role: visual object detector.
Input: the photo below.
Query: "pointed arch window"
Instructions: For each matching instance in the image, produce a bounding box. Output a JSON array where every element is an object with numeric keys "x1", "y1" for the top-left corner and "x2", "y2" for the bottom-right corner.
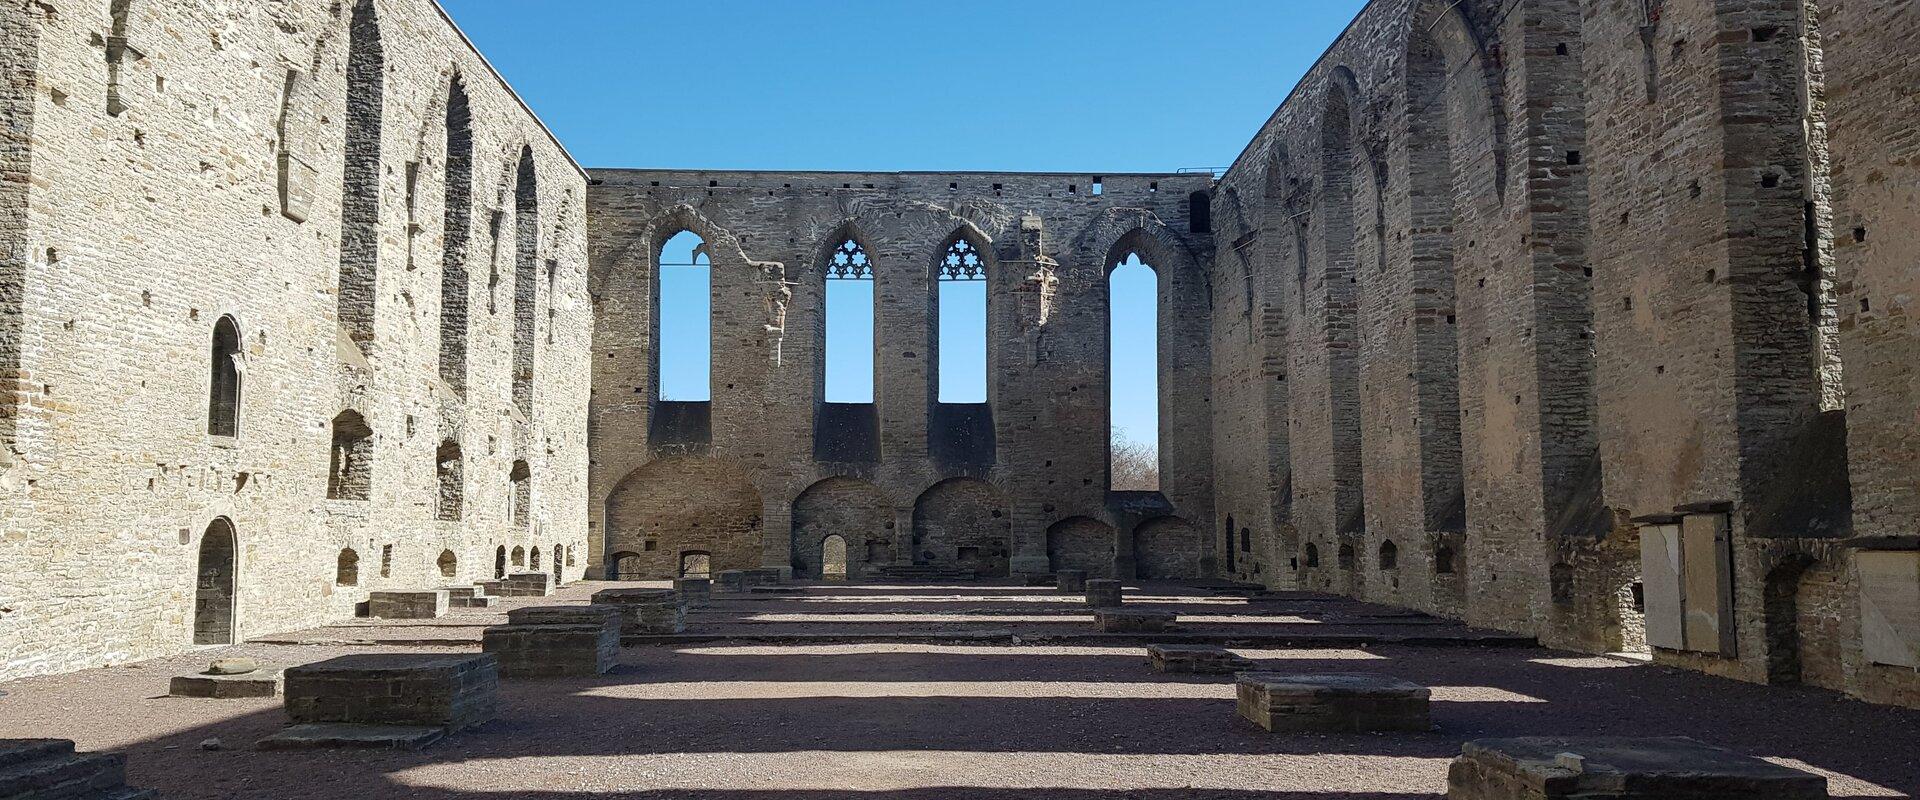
[
  {"x1": 438, "y1": 77, "x2": 473, "y2": 393},
  {"x1": 208, "y1": 316, "x2": 242, "y2": 437},
  {"x1": 511, "y1": 148, "x2": 538, "y2": 414},
  {"x1": 1109, "y1": 252, "x2": 1160, "y2": 491},
  {"x1": 658, "y1": 230, "x2": 711, "y2": 401},
  {"x1": 825, "y1": 238, "x2": 874, "y2": 403},
  {"x1": 935, "y1": 236, "x2": 987, "y2": 403}
]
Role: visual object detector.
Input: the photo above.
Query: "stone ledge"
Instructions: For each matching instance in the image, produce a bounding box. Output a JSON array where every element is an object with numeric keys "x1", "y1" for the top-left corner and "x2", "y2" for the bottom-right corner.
[
  {"x1": 169, "y1": 667, "x2": 284, "y2": 699},
  {"x1": 256, "y1": 723, "x2": 448, "y2": 751},
  {"x1": 1148, "y1": 644, "x2": 1253, "y2": 674},
  {"x1": 1235, "y1": 672, "x2": 1432, "y2": 733},
  {"x1": 1094, "y1": 609, "x2": 1177, "y2": 633},
  {"x1": 1448, "y1": 736, "x2": 1828, "y2": 799}
]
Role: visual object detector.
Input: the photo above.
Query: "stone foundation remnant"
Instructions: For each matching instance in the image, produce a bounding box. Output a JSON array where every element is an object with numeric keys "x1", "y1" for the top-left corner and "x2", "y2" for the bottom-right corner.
[
  {"x1": 591, "y1": 588, "x2": 687, "y2": 635},
  {"x1": 1235, "y1": 673, "x2": 1432, "y2": 733},
  {"x1": 716, "y1": 570, "x2": 747, "y2": 592},
  {"x1": 1094, "y1": 609, "x2": 1177, "y2": 633},
  {"x1": 1084, "y1": 579, "x2": 1123, "y2": 607},
  {"x1": 170, "y1": 657, "x2": 285, "y2": 698},
  {"x1": 482, "y1": 572, "x2": 554, "y2": 598},
  {"x1": 1446, "y1": 737, "x2": 1828, "y2": 799},
  {"x1": 1056, "y1": 569, "x2": 1088, "y2": 593},
  {"x1": 260, "y1": 654, "x2": 499, "y2": 751},
  {"x1": 674, "y1": 577, "x2": 712, "y2": 607},
  {"x1": 743, "y1": 568, "x2": 783, "y2": 587},
  {"x1": 481, "y1": 605, "x2": 621, "y2": 678},
  {"x1": 442, "y1": 586, "x2": 498, "y2": 609},
  {"x1": 366, "y1": 590, "x2": 450, "y2": 620},
  {"x1": 1148, "y1": 644, "x2": 1254, "y2": 674},
  {"x1": 0, "y1": 739, "x2": 156, "y2": 799}
]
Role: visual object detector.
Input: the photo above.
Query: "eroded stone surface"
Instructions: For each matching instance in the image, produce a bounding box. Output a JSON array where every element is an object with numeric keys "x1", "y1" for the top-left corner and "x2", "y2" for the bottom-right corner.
[
  {"x1": 1148, "y1": 644, "x2": 1254, "y2": 674},
  {"x1": 1235, "y1": 672, "x2": 1431, "y2": 733},
  {"x1": 1084, "y1": 580, "x2": 1124, "y2": 608},
  {"x1": 1094, "y1": 609, "x2": 1176, "y2": 633},
  {"x1": 1447, "y1": 737, "x2": 1828, "y2": 799}
]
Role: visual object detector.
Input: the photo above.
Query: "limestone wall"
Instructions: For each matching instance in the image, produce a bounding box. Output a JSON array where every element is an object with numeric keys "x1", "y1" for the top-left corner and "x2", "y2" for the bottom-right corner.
[
  {"x1": 0, "y1": 0, "x2": 590, "y2": 681},
  {"x1": 586, "y1": 170, "x2": 1216, "y2": 582}
]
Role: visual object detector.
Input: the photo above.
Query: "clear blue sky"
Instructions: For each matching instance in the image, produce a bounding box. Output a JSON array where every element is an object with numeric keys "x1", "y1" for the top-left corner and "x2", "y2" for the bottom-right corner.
[{"x1": 442, "y1": 0, "x2": 1366, "y2": 462}]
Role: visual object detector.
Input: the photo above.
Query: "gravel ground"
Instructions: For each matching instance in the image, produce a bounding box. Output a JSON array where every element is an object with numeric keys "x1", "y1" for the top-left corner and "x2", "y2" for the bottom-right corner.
[{"x1": 0, "y1": 581, "x2": 1915, "y2": 799}]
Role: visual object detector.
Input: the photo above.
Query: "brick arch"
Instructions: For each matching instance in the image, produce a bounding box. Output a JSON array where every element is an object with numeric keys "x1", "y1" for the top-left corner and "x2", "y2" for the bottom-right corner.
[
  {"x1": 605, "y1": 455, "x2": 763, "y2": 580},
  {"x1": 790, "y1": 476, "x2": 893, "y2": 580},
  {"x1": 910, "y1": 477, "x2": 1011, "y2": 577},
  {"x1": 1047, "y1": 516, "x2": 1117, "y2": 577},
  {"x1": 1134, "y1": 516, "x2": 1204, "y2": 580}
]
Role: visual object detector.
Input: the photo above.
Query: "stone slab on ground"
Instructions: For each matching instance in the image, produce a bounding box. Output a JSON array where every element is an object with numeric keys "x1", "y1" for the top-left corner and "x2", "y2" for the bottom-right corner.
[
  {"x1": 1094, "y1": 609, "x2": 1177, "y2": 633},
  {"x1": 442, "y1": 586, "x2": 498, "y2": 608},
  {"x1": 1447, "y1": 736, "x2": 1829, "y2": 799},
  {"x1": 366, "y1": 590, "x2": 448, "y2": 620},
  {"x1": 488, "y1": 572, "x2": 554, "y2": 597},
  {"x1": 743, "y1": 569, "x2": 783, "y2": 587},
  {"x1": 1057, "y1": 570, "x2": 1088, "y2": 593},
  {"x1": 255, "y1": 723, "x2": 447, "y2": 752},
  {"x1": 1236, "y1": 672, "x2": 1432, "y2": 733},
  {"x1": 482, "y1": 623, "x2": 619, "y2": 678},
  {"x1": 716, "y1": 570, "x2": 747, "y2": 592},
  {"x1": 0, "y1": 738, "x2": 156, "y2": 799},
  {"x1": 170, "y1": 665, "x2": 285, "y2": 698},
  {"x1": 1085, "y1": 579, "x2": 1123, "y2": 607},
  {"x1": 282, "y1": 653, "x2": 497, "y2": 730},
  {"x1": 1148, "y1": 644, "x2": 1255, "y2": 674},
  {"x1": 591, "y1": 588, "x2": 687, "y2": 634},
  {"x1": 505, "y1": 605, "x2": 619, "y2": 627}
]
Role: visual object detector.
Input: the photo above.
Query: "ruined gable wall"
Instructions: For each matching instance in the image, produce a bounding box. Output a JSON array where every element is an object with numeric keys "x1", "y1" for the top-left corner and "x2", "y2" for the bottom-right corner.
[
  {"x1": 0, "y1": 0, "x2": 589, "y2": 681},
  {"x1": 587, "y1": 170, "x2": 1214, "y2": 580}
]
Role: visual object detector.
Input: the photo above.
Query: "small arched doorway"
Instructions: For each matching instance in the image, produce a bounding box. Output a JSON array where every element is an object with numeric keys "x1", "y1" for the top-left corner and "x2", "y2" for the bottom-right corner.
[
  {"x1": 194, "y1": 519, "x2": 238, "y2": 645},
  {"x1": 821, "y1": 535, "x2": 849, "y2": 582},
  {"x1": 679, "y1": 550, "x2": 712, "y2": 579}
]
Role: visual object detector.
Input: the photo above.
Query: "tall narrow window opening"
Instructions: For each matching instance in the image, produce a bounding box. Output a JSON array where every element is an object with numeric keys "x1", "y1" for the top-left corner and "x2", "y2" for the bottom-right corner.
[
  {"x1": 511, "y1": 148, "x2": 538, "y2": 413},
  {"x1": 825, "y1": 238, "x2": 874, "y2": 403},
  {"x1": 327, "y1": 411, "x2": 372, "y2": 501},
  {"x1": 1109, "y1": 253, "x2": 1160, "y2": 491},
  {"x1": 1188, "y1": 191, "x2": 1212, "y2": 233},
  {"x1": 105, "y1": 0, "x2": 135, "y2": 116},
  {"x1": 438, "y1": 77, "x2": 473, "y2": 393},
  {"x1": 1321, "y1": 76, "x2": 1367, "y2": 536},
  {"x1": 336, "y1": 0, "x2": 384, "y2": 353},
  {"x1": 658, "y1": 230, "x2": 711, "y2": 401},
  {"x1": 935, "y1": 236, "x2": 986, "y2": 403},
  {"x1": 208, "y1": 316, "x2": 241, "y2": 437},
  {"x1": 435, "y1": 440, "x2": 463, "y2": 521},
  {"x1": 508, "y1": 460, "x2": 531, "y2": 527}
]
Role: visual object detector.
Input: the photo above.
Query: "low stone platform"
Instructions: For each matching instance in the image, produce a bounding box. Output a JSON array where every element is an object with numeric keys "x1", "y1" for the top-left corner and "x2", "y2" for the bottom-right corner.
[
  {"x1": 674, "y1": 577, "x2": 711, "y2": 606},
  {"x1": 1148, "y1": 644, "x2": 1254, "y2": 674},
  {"x1": 266, "y1": 653, "x2": 498, "y2": 750},
  {"x1": 170, "y1": 657, "x2": 284, "y2": 698},
  {"x1": 1056, "y1": 570, "x2": 1087, "y2": 593},
  {"x1": 257, "y1": 723, "x2": 447, "y2": 752},
  {"x1": 591, "y1": 587, "x2": 687, "y2": 634},
  {"x1": 1447, "y1": 737, "x2": 1829, "y2": 799},
  {"x1": 0, "y1": 738, "x2": 157, "y2": 799},
  {"x1": 366, "y1": 590, "x2": 448, "y2": 620},
  {"x1": 484, "y1": 572, "x2": 554, "y2": 597},
  {"x1": 482, "y1": 605, "x2": 620, "y2": 678},
  {"x1": 1084, "y1": 579, "x2": 1123, "y2": 607},
  {"x1": 1094, "y1": 609, "x2": 1176, "y2": 633},
  {"x1": 716, "y1": 570, "x2": 747, "y2": 592},
  {"x1": 1235, "y1": 672, "x2": 1432, "y2": 733},
  {"x1": 442, "y1": 586, "x2": 497, "y2": 608}
]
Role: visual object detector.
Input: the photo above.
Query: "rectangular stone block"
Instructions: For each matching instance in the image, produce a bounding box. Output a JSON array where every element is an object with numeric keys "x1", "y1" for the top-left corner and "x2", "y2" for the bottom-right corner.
[
  {"x1": 282, "y1": 654, "x2": 498, "y2": 730},
  {"x1": 716, "y1": 570, "x2": 748, "y2": 592},
  {"x1": 591, "y1": 588, "x2": 687, "y2": 634},
  {"x1": 1084, "y1": 578, "x2": 1123, "y2": 607},
  {"x1": 1057, "y1": 570, "x2": 1088, "y2": 593},
  {"x1": 504, "y1": 604, "x2": 618, "y2": 626},
  {"x1": 1094, "y1": 609, "x2": 1176, "y2": 633},
  {"x1": 674, "y1": 577, "x2": 712, "y2": 607},
  {"x1": 1446, "y1": 737, "x2": 1828, "y2": 799},
  {"x1": 482, "y1": 623, "x2": 618, "y2": 678},
  {"x1": 366, "y1": 590, "x2": 449, "y2": 620},
  {"x1": 1235, "y1": 673, "x2": 1431, "y2": 733},
  {"x1": 743, "y1": 568, "x2": 782, "y2": 587},
  {"x1": 498, "y1": 572, "x2": 554, "y2": 597},
  {"x1": 1148, "y1": 644, "x2": 1254, "y2": 674},
  {"x1": 442, "y1": 586, "x2": 498, "y2": 608},
  {"x1": 170, "y1": 667, "x2": 284, "y2": 698}
]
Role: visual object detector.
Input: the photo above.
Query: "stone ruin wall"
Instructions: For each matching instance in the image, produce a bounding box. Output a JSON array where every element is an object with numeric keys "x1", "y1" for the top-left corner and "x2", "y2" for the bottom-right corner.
[
  {"x1": 586, "y1": 170, "x2": 1217, "y2": 583},
  {"x1": 1211, "y1": 0, "x2": 1920, "y2": 708},
  {"x1": 0, "y1": 0, "x2": 591, "y2": 681}
]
